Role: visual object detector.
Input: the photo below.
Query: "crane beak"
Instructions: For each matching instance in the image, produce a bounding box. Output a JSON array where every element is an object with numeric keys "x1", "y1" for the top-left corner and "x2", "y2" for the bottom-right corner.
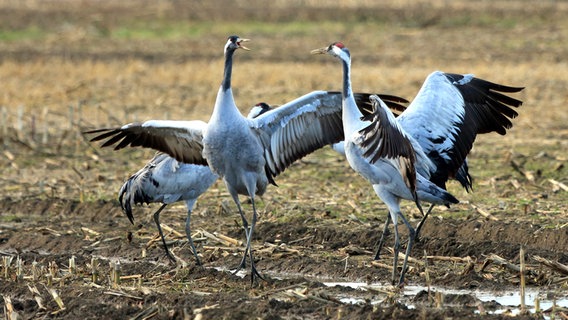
[
  {"x1": 238, "y1": 38, "x2": 251, "y2": 51},
  {"x1": 310, "y1": 47, "x2": 328, "y2": 55}
]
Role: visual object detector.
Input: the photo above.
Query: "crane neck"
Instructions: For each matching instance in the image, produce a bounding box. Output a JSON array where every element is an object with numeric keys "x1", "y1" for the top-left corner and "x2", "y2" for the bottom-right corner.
[
  {"x1": 342, "y1": 58, "x2": 353, "y2": 98},
  {"x1": 210, "y1": 48, "x2": 241, "y2": 124},
  {"x1": 221, "y1": 48, "x2": 235, "y2": 92},
  {"x1": 341, "y1": 57, "x2": 363, "y2": 137}
]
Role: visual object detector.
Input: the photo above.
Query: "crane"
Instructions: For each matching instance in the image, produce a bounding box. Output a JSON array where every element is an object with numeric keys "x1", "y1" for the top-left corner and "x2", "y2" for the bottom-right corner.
[
  {"x1": 371, "y1": 73, "x2": 523, "y2": 260},
  {"x1": 85, "y1": 35, "x2": 408, "y2": 284},
  {"x1": 118, "y1": 103, "x2": 274, "y2": 265},
  {"x1": 119, "y1": 153, "x2": 217, "y2": 264},
  {"x1": 311, "y1": 42, "x2": 523, "y2": 285}
]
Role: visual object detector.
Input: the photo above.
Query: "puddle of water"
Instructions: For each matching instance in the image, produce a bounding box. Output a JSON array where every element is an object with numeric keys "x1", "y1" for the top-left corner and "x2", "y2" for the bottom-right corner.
[
  {"x1": 212, "y1": 266, "x2": 248, "y2": 278},
  {"x1": 324, "y1": 281, "x2": 568, "y2": 318},
  {"x1": 207, "y1": 269, "x2": 567, "y2": 318},
  {"x1": 324, "y1": 282, "x2": 367, "y2": 289}
]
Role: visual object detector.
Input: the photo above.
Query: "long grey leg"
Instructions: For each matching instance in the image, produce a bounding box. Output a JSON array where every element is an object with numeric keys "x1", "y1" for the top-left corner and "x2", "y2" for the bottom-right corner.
[
  {"x1": 414, "y1": 204, "x2": 435, "y2": 240},
  {"x1": 152, "y1": 204, "x2": 176, "y2": 262},
  {"x1": 230, "y1": 194, "x2": 250, "y2": 273},
  {"x1": 373, "y1": 214, "x2": 391, "y2": 260},
  {"x1": 246, "y1": 196, "x2": 264, "y2": 286},
  {"x1": 391, "y1": 214, "x2": 401, "y2": 285},
  {"x1": 184, "y1": 208, "x2": 202, "y2": 266},
  {"x1": 396, "y1": 212, "x2": 416, "y2": 286}
]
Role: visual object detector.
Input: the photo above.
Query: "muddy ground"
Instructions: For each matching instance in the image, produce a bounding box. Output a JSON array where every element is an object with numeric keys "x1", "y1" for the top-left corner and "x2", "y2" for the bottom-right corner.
[
  {"x1": 2, "y1": 188, "x2": 567, "y2": 319},
  {"x1": 1, "y1": 1, "x2": 568, "y2": 319}
]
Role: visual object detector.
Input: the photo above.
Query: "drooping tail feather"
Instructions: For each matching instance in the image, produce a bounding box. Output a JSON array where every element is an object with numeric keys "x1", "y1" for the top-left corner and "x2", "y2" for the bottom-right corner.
[{"x1": 118, "y1": 167, "x2": 155, "y2": 224}]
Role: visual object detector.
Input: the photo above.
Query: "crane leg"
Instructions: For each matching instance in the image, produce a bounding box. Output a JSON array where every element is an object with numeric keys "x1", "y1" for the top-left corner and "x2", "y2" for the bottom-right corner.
[
  {"x1": 391, "y1": 216, "x2": 400, "y2": 286},
  {"x1": 373, "y1": 214, "x2": 391, "y2": 260},
  {"x1": 185, "y1": 209, "x2": 202, "y2": 266},
  {"x1": 414, "y1": 204, "x2": 435, "y2": 240},
  {"x1": 396, "y1": 212, "x2": 416, "y2": 287},
  {"x1": 231, "y1": 198, "x2": 251, "y2": 273},
  {"x1": 246, "y1": 197, "x2": 264, "y2": 286},
  {"x1": 152, "y1": 204, "x2": 176, "y2": 263}
]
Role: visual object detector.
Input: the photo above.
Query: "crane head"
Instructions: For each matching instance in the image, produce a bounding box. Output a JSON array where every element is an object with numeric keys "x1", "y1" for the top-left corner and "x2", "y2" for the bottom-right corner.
[
  {"x1": 247, "y1": 102, "x2": 273, "y2": 119},
  {"x1": 311, "y1": 42, "x2": 350, "y2": 62},
  {"x1": 225, "y1": 35, "x2": 251, "y2": 54}
]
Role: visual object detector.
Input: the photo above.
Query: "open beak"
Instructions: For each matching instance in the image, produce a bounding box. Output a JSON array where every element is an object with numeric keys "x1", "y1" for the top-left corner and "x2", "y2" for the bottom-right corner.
[
  {"x1": 238, "y1": 38, "x2": 251, "y2": 51},
  {"x1": 310, "y1": 47, "x2": 328, "y2": 55}
]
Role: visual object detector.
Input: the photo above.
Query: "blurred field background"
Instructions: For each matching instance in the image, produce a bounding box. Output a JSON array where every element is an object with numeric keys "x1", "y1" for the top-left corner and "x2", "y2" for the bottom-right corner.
[{"x1": 0, "y1": 0, "x2": 566, "y2": 230}]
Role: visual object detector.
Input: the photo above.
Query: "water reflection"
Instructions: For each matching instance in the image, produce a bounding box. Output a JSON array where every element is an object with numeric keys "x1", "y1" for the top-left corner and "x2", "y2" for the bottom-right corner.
[{"x1": 324, "y1": 282, "x2": 568, "y2": 318}]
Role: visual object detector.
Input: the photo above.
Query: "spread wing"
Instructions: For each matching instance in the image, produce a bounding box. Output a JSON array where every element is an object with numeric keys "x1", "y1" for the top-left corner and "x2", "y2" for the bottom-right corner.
[
  {"x1": 397, "y1": 71, "x2": 524, "y2": 190},
  {"x1": 84, "y1": 120, "x2": 208, "y2": 165},
  {"x1": 251, "y1": 90, "x2": 407, "y2": 179}
]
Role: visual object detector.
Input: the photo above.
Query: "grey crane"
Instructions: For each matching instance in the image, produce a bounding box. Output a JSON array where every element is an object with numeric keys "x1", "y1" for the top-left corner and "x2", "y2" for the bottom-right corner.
[
  {"x1": 364, "y1": 72, "x2": 523, "y2": 260},
  {"x1": 311, "y1": 42, "x2": 523, "y2": 285},
  {"x1": 119, "y1": 153, "x2": 218, "y2": 264}
]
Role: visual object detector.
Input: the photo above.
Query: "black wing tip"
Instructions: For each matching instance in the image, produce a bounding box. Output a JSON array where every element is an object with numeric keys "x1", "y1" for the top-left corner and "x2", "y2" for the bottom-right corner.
[
  {"x1": 455, "y1": 167, "x2": 473, "y2": 193},
  {"x1": 450, "y1": 72, "x2": 526, "y2": 94},
  {"x1": 118, "y1": 196, "x2": 136, "y2": 224},
  {"x1": 86, "y1": 126, "x2": 207, "y2": 165},
  {"x1": 359, "y1": 113, "x2": 373, "y2": 122},
  {"x1": 84, "y1": 129, "x2": 117, "y2": 142},
  {"x1": 490, "y1": 85, "x2": 525, "y2": 94},
  {"x1": 118, "y1": 184, "x2": 135, "y2": 224},
  {"x1": 509, "y1": 86, "x2": 525, "y2": 92},
  {"x1": 353, "y1": 92, "x2": 410, "y2": 105},
  {"x1": 124, "y1": 209, "x2": 135, "y2": 224},
  {"x1": 83, "y1": 127, "x2": 113, "y2": 134},
  {"x1": 445, "y1": 192, "x2": 460, "y2": 205}
]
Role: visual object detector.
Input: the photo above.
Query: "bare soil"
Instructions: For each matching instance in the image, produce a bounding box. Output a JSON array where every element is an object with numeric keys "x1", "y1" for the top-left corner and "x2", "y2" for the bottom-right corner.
[
  {"x1": 2, "y1": 195, "x2": 567, "y2": 319},
  {"x1": 1, "y1": 1, "x2": 567, "y2": 319}
]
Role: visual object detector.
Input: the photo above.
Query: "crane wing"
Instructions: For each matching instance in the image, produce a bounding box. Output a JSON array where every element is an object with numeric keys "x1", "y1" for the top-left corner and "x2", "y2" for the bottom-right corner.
[
  {"x1": 84, "y1": 120, "x2": 208, "y2": 165},
  {"x1": 251, "y1": 91, "x2": 344, "y2": 178},
  {"x1": 358, "y1": 95, "x2": 417, "y2": 194},
  {"x1": 357, "y1": 92, "x2": 409, "y2": 117},
  {"x1": 397, "y1": 71, "x2": 524, "y2": 189},
  {"x1": 251, "y1": 91, "x2": 407, "y2": 179}
]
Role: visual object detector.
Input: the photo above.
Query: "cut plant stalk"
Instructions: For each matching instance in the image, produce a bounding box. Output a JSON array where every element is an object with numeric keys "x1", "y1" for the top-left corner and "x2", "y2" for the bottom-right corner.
[{"x1": 520, "y1": 246, "x2": 527, "y2": 314}]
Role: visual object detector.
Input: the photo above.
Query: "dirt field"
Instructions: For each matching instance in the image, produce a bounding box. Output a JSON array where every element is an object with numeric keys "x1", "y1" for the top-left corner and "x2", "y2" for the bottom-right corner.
[{"x1": 1, "y1": 1, "x2": 567, "y2": 319}]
